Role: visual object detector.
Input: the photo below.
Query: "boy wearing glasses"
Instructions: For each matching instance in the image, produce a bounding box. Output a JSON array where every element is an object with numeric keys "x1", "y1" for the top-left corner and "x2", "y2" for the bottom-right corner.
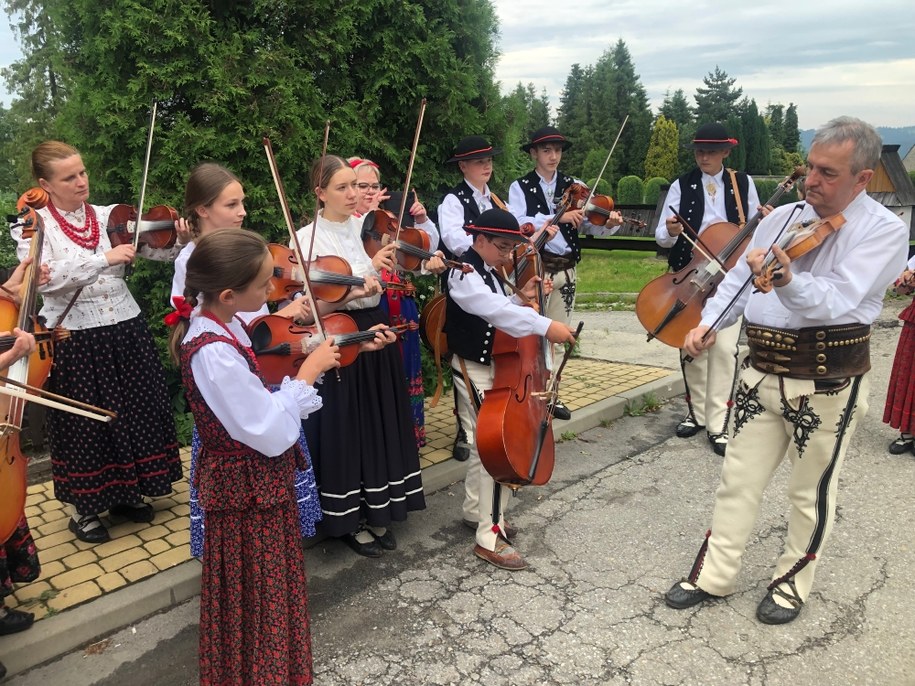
[{"x1": 445, "y1": 209, "x2": 576, "y2": 570}]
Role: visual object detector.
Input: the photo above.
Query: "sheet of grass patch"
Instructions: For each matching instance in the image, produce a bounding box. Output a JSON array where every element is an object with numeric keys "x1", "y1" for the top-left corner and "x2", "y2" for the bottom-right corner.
[{"x1": 576, "y1": 249, "x2": 667, "y2": 294}]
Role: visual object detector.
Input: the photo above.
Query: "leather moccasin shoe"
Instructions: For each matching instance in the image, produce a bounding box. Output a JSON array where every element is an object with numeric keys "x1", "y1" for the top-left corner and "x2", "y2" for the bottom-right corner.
[
  {"x1": 676, "y1": 417, "x2": 705, "y2": 438},
  {"x1": 756, "y1": 586, "x2": 803, "y2": 625},
  {"x1": 888, "y1": 435, "x2": 914, "y2": 455},
  {"x1": 109, "y1": 502, "x2": 155, "y2": 523},
  {"x1": 452, "y1": 426, "x2": 470, "y2": 462},
  {"x1": 708, "y1": 433, "x2": 728, "y2": 457},
  {"x1": 370, "y1": 529, "x2": 397, "y2": 551},
  {"x1": 69, "y1": 514, "x2": 111, "y2": 544},
  {"x1": 0, "y1": 607, "x2": 34, "y2": 635},
  {"x1": 474, "y1": 542, "x2": 527, "y2": 570},
  {"x1": 550, "y1": 400, "x2": 572, "y2": 421},
  {"x1": 664, "y1": 580, "x2": 715, "y2": 609},
  {"x1": 463, "y1": 519, "x2": 518, "y2": 539},
  {"x1": 342, "y1": 533, "x2": 383, "y2": 558}
]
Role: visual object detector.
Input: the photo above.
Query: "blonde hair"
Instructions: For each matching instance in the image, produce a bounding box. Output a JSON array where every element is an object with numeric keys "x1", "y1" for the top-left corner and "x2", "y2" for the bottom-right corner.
[
  {"x1": 31, "y1": 141, "x2": 80, "y2": 181},
  {"x1": 167, "y1": 229, "x2": 269, "y2": 364}
]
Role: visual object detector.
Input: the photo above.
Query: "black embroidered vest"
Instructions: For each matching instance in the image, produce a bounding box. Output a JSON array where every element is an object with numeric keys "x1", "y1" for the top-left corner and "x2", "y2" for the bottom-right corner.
[
  {"x1": 444, "y1": 247, "x2": 500, "y2": 365},
  {"x1": 668, "y1": 167, "x2": 750, "y2": 271},
  {"x1": 515, "y1": 170, "x2": 581, "y2": 263}
]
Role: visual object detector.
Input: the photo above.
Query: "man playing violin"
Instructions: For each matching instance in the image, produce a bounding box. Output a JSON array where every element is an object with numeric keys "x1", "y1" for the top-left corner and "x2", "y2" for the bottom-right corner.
[
  {"x1": 655, "y1": 122, "x2": 762, "y2": 456},
  {"x1": 509, "y1": 126, "x2": 623, "y2": 420},
  {"x1": 445, "y1": 208, "x2": 576, "y2": 570},
  {"x1": 664, "y1": 116, "x2": 908, "y2": 624}
]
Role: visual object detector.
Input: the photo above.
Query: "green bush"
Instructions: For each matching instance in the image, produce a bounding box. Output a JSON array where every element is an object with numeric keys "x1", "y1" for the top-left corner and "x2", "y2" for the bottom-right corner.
[
  {"x1": 585, "y1": 178, "x2": 613, "y2": 195},
  {"x1": 643, "y1": 177, "x2": 668, "y2": 206},
  {"x1": 616, "y1": 176, "x2": 644, "y2": 205}
]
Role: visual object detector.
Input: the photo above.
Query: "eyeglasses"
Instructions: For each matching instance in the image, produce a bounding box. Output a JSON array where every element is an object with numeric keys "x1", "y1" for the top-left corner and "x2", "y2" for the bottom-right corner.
[
  {"x1": 356, "y1": 183, "x2": 382, "y2": 191},
  {"x1": 487, "y1": 237, "x2": 516, "y2": 254}
]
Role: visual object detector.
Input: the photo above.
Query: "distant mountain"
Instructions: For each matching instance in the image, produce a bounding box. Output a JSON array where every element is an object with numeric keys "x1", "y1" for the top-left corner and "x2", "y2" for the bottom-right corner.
[{"x1": 800, "y1": 126, "x2": 915, "y2": 157}]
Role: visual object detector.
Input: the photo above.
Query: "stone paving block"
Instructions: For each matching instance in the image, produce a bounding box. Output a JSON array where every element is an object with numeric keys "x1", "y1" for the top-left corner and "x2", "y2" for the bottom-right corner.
[
  {"x1": 24, "y1": 505, "x2": 43, "y2": 521},
  {"x1": 26, "y1": 482, "x2": 45, "y2": 495},
  {"x1": 93, "y1": 534, "x2": 143, "y2": 558},
  {"x1": 106, "y1": 521, "x2": 150, "y2": 538},
  {"x1": 152, "y1": 509, "x2": 176, "y2": 525},
  {"x1": 61, "y1": 550, "x2": 98, "y2": 570},
  {"x1": 40, "y1": 542, "x2": 78, "y2": 563},
  {"x1": 24, "y1": 492, "x2": 43, "y2": 507},
  {"x1": 39, "y1": 499, "x2": 63, "y2": 513},
  {"x1": 120, "y1": 560, "x2": 158, "y2": 583},
  {"x1": 49, "y1": 563, "x2": 104, "y2": 591},
  {"x1": 96, "y1": 571, "x2": 128, "y2": 593},
  {"x1": 425, "y1": 449, "x2": 453, "y2": 465},
  {"x1": 137, "y1": 525, "x2": 170, "y2": 542},
  {"x1": 32, "y1": 560, "x2": 64, "y2": 581},
  {"x1": 46, "y1": 580, "x2": 102, "y2": 612},
  {"x1": 143, "y1": 539, "x2": 171, "y2": 556},
  {"x1": 35, "y1": 530, "x2": 77, "y2": 551},
  {"x1": 13, "y1": 580, "x2": 52, "y2": 607},
  {"x1": 163, "y1": 517, "x2": 188, "y2": 533},
  {"x1": 171, "y1": 504, "x2": 191, "y2": 517},
  {"x1": 42, "y1": 508, "x2": 67, "y2": 524},
  {"x1": 172, "y1": 481, "x2": 190, "y2": 494},
  {"x1": 150, "y1": 547, "x2": 191, "y2": 571},
  {"x1": 36, "y1": 517, "x2": 70, "y2": 537},
  {"x1": 165, "y1": 530, "x2": 190, "y2": 547},
  {"x1": 151, "y1": 497, "x2": 178, "y2": 511},
  {"x1": 100, "y1": 547, "x2": 150, "y2": 574}
]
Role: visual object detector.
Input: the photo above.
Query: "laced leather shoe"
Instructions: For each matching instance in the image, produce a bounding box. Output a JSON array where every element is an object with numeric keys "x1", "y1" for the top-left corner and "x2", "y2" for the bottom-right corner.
[
  {"x1": 756, "y1": 584, "x2": 803, "y2": 625},
  {"x1": 452, "y1": 425, "x2": 470, "y2": 462},
  {"x1": 473, "y1": 542, "x2": 527, "y2": 570},
  {"x1": 664, "y1": 579, "x2": 716, "y2": 609},
  {"x1": 888, "y1": 435, "x2": 914, "y2": 455},
  {"x1": 550, "y1": 400, "x2": 572, "y2": 421},
  {"x1": 676, "y1": 417, "x2": 705, "y2": 438}
]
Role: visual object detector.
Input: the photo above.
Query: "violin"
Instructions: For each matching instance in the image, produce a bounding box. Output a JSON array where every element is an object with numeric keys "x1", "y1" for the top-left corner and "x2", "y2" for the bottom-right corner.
[
  {"x1": 753, "y1": 214, "x2": 846, "y2": 293},
  {"x1": 246, "y1": 311, "x2": 417, "y2": 385},
  {"x1": 362, "y1": 209, "x2": 473, "y2": 274},
  {"x1": 565, "y1": 183, "x2": 647, "y2": 229},
  {"x1": 267, "y1": 243, "x2": 415, "y2": 304},
  {"x1": 107, "y1": 204, "x2": 179, "y2": 249}
]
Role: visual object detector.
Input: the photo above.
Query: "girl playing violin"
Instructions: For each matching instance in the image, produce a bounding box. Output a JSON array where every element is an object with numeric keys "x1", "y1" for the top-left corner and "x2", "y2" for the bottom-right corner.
[
  {"x1": 172, "y1": 162, "x2": 318, "y2": 557},
  {"x1": 295, "y1": 155, "x2": 425, "y2": 558},
  {"x1": 168, "y1": 228, "x2": 341, "y2": 686},
  {"x1": 349, "y1": 156, "x2": 446, "y2": 448},
  {"x1": 11, "y1": 141, "x2": 189, "y2": 544}
]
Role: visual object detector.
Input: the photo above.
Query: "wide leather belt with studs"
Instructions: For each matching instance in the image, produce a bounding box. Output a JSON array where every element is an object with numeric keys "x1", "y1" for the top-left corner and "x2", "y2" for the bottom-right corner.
[
  {"x1": 540, "y1": 251, "x2": 576, "y2": 273},
  {"x1": 746, "y1": 322, "x2": 871, "y2": 380}
]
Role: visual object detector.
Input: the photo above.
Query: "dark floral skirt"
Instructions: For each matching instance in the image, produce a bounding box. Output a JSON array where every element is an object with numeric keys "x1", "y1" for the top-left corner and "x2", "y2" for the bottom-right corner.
[{"x1": 1, "y1": 516, "x2": 40, "y2": 602}]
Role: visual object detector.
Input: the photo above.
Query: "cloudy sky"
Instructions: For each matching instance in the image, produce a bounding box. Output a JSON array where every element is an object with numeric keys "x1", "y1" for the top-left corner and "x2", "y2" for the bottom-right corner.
[{"x1": 2, "y1": 1, "x2": 913, "y2": 130}]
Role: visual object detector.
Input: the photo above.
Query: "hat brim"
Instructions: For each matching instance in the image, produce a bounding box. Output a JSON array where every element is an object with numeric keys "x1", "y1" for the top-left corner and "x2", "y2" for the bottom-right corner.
[
  {"x1": 446, "y1": 147, "x2": 503, "y2": 164},
  {"x1": 464, "y1": 225, "x2": 529, "y2": 243},
  {"x1": 522, "y1": 137, "x2": 572, "y2": 153},
  {"x1": 687, "y1": 140, "x2": 737, "y2": 150}
]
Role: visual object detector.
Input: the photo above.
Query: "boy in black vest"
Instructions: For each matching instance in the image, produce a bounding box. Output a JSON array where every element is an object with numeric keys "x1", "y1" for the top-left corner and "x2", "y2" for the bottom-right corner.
[
  {"x1": 654, "y1": 122, "x2": 762, "y2": 456},
  {"x1": 508, "y1": 126, "x2": 623, "y2": 420},
  {"x1": 438, "y1": 135, "x2": 511, "y2": 461},
  {"x1": 445, "y1": 208, "x2": 576, "y2": 570}
]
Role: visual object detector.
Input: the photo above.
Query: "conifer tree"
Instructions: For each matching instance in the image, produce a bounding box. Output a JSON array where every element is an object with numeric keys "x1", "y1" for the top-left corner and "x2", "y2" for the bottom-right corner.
[{"x1": 644, "y1": 115, "x2": 678, "y2": 181}]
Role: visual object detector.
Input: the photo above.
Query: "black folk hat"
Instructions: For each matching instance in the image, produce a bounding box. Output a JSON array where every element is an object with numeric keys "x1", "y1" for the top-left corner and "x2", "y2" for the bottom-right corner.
[
  {"x1": 522, "y1": 125, "x2": 572, "y2": 153},
  {"x1": 380, "y1": 191, "x2": 417, "y2": 228},
  {"x1": 464, "y1": 208, "x2": 528, "y2": 243},
  {"x1": 689, "y1": 122, "x2": 738, "y2": 150},
  {"x1": 446, "y1": 135, "x2": 502, "y2": 164}
]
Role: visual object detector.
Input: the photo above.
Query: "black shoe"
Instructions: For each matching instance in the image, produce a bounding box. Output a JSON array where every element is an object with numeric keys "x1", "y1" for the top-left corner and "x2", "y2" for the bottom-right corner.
[
  {"x1": 664, "y1": 579, "x2": 715, "y2": 609},
  {"x1": 676, "y1": 417, "x2": 705, "y2": 438},
  {"x1": 550, "y1": 400, "x2": 572, "y2": 421},
  {"x1": 370, "y1": 529, "x2": 397, "y2": 551},
  {"x1": 109, "y1": 501, "x2": 155, "y2": 523},
  {"x1": 708, "y1": 433, "x2": 728, "y2": 457},
  {"x1": 342, "y1": 532, "x2": 383, "y2": 558},
  {"x1": 69, "y1": 514, "x2": 111, "y2": 544},
  {"x1": 756, "y1": 584, "x2": 803, "y2": 625},
  {"x1": 452, "y1": 425, "x2": 470, "y2": 462},
  {"x1": 888, "y1": 435, "x2": 914, "y2": 455},
  {"x1": 0, "y1": 607, "x2": 34, "y2": 636}
]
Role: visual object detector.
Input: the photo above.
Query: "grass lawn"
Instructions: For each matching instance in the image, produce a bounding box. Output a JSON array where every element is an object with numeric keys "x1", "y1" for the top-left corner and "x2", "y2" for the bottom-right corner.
[{"x1": 576, "y1": 249, "x2": 668, "y2": 304}]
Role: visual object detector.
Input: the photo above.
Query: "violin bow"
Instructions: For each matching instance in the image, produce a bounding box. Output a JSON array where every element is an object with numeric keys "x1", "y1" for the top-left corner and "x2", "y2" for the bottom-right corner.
[
  {"x1": 0, "y1": 375, "x2": 116, "y2": 424},
  {"x1": 126, "y1": 99, "x2": 158, "y2": 278},
  {"x1": 394, "y1": 98, "x2": 427, "y2": 244},
  {"x1": 304, "y1": 121, "x2": 331, "y2": 271},
  {"x1": 263, "y1": 135, "x2": 328, "y2": 342},
  {"x1": 667, "y1": 206, "x2": 728, "y2": 273},
  {"x1": 578, "y1": 114, "x2": 628, "y2": 213}
]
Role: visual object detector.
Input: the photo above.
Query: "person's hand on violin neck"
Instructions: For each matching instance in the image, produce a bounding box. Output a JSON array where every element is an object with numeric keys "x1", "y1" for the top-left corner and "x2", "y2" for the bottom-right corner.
[
  {"x1": 370, "y1": 242, "x2": 397, "y2": 272},
  {"x1": 533, "y1": 223, "x2": 559, "y2": 244},
  {"x1": 105, "y1": 243, "x2": 136, "y2": 266},
  {"x1": 0, "y1": 327, "x2": 37, "y2": 368},
  {"x1": 665, "y1": 215, "x2": 683, "y2": 236},
  {"x1": 559, "y1": 208, "x2": 584, "y2": 228},
  {"x1": 747, "y1": 245, "x2": 793, "y2": 287},
  {"x1": 683, "y1": 325, "x2": 716, "y2": 358},
  {"x1": 422, "y1": 251, "x2": 447, "y2": 275},
  {"x1": 348, "y1": 274, "x2": 383, "y2": 302},
  {"x1": 275, "y1": 295, "x2": 313, "y2": 325},
  {"x1": 546, "y1": 320, "x2": 577, "y2": 345},
  {"x1": 359, "y1": 323, "x2": 397, "y2": 352},
  {"x1": 174, "y1": 217, "x2": 193, "y2": 246},
  {"x1": 519, "y1": 275, "x2": 544, "y2": 302}
]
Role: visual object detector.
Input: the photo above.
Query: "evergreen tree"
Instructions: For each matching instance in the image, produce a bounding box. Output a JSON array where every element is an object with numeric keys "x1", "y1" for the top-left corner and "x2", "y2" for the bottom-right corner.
[
  {"x1": 607, "y1": 39, "x2": 652, "y2": 178},
  {"x1": 644, "y1": 115, "x2": 678, "y2": 181},
  {"x1": 766, "y1": 104, "x2": 785, "y2": 148},
  {"x1": 693, "y1": 66, "x2": 743, "y2": 125},
  {"x1": 659, "y1": 89, "x2": 693, "y2": 128},
  {"x1": 725, "y1": 114, "x2": 746, "y2": 171},
  {"x1": 742, "y1": 100, "x2": 771, "y2": 175},
  {"x1": 784, "y1": 103, "x2": 801, "y2": 152}
]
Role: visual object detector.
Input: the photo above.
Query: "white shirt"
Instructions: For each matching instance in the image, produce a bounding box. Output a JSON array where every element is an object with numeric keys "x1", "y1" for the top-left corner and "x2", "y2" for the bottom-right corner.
[
  {"x1": 183, "y1": 314, "x2": 322, "y2": 457},
  {"x1": 294, "y1": 213, "x2": 381, "y2": 310},
  {"x1": 437, "y1": 181, "x2": 505, "y2": 257},
  {"x1": 12, "y1": 203, "x2": 182, "y2": 330},
  {"x1": 508, "y1": 172, "x2": 611, "y2": 255},
  {"x1": 701, "y1": 192, "x2": 908, "y2": 331},
  {"x1": 447, "y1": 260, "x2": 551, "y2": 339},
  {"x1": 655, "y1": 170, "x2": 761, "y2": 248}
]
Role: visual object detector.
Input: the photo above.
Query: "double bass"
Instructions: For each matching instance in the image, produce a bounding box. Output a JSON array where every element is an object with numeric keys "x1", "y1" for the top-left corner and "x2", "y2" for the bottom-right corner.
[{"x1": 635, "y1": 167, "x2": 805, "y2": 347}]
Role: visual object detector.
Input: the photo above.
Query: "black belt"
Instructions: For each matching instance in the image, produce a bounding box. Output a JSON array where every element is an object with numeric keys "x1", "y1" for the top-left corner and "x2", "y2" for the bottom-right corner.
[
  {"x1": 746, "y1": 323, "x2": 871, "y2": 380},
  {"x1": 540, "y1": 251, "x2": 576, "y2": 272}
]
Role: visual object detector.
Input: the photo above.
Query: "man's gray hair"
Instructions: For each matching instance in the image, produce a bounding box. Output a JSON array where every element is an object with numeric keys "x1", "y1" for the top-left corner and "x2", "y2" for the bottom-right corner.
[{"x1": 811, "y1": 116, "x2": 882, "y2": 173}]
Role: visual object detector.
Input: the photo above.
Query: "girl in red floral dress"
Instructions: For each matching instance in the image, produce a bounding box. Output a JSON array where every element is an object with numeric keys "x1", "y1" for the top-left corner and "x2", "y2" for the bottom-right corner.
[{"x1": 167, "y1": 229, "x2": 388, "y2": 685}]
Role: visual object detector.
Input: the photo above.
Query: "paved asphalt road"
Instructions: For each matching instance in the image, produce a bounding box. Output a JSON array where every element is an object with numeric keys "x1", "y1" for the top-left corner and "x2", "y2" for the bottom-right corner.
[{"x1": 7, "y1": 308, "x2": 915, "y2": 686}]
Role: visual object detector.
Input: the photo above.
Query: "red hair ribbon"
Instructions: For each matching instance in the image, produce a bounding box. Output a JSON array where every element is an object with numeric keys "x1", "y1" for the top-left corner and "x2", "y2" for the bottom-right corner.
[
  {"x1": 348, "y1": 158, "x2": 379, "y2": 169},
  {"x1": 163, "y1": 296, "x2": 193, "y2": 327}
]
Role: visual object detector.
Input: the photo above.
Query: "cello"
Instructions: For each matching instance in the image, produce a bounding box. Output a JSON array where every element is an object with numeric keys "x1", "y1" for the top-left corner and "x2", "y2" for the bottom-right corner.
[{"x1": 635, "y1": 166, "x2": 806, "y2": 348}]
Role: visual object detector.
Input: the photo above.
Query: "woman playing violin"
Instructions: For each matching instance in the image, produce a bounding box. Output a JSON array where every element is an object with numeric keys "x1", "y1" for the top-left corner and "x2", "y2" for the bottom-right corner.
[
  {"x1": 294, "y1": 155, "x2": 425, "y2": 558},
  {"x1": 171, "y1": 162, "x2": 319, "y2": 558},
  {"x1": 10, "y1": 141, "x2": 189, "y2": 544},
  {"x1": 349, "y1": 156, "x2": 446, "y2": 449}
]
